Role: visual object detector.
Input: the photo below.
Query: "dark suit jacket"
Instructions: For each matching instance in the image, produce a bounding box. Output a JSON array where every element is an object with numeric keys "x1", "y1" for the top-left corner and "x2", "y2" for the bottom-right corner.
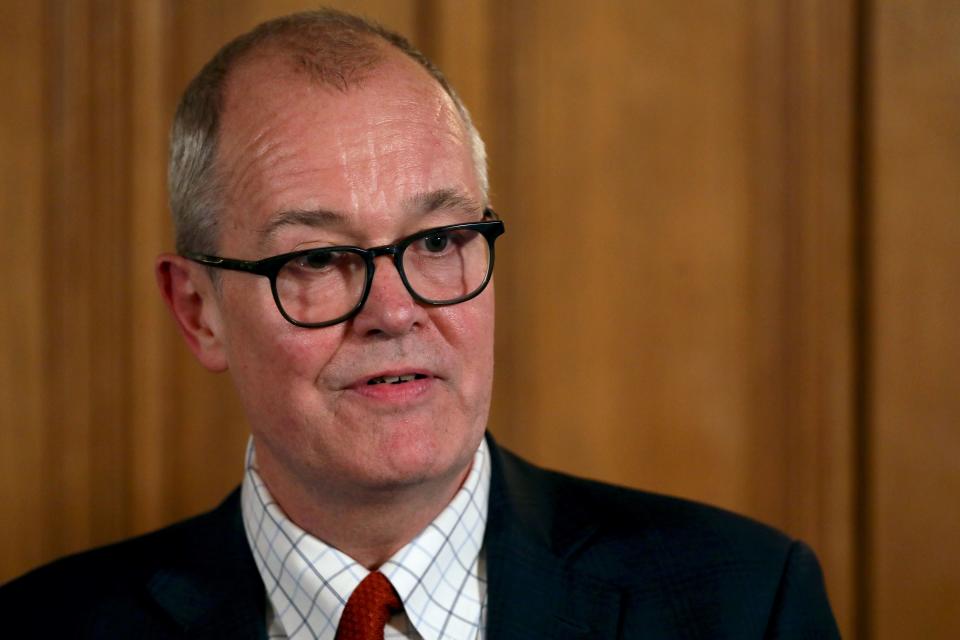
[{"x1": 1, "y1": 435, "x2": 839, "y2": 638}]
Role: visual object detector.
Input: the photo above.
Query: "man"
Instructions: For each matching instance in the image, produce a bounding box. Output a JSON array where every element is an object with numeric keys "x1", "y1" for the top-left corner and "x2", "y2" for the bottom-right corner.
[{"x1": 1, "y1": 9, "x2": 839, "y2": 639}]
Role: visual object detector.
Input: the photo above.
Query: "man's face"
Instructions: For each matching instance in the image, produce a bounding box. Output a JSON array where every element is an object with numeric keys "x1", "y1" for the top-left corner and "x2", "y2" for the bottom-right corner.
[{"x1": 209, "y1": 51, "x2": 494, "y2": 501}]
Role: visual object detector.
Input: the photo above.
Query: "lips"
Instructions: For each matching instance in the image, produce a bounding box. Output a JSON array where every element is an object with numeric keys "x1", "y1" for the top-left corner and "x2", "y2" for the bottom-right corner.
[
  {"x1": 344, "y1": 368, "x2": 438, "y2": 404},
  {"x1": 346, "y1": 368, "x2": 437, "y2": 390}
]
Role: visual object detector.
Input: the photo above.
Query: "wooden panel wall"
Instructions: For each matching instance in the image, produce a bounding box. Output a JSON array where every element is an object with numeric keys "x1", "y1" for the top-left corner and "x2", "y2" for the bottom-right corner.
[
  {"x1": 871, "y1": 2, "x2": 960, "y2": 638},
  {"x1": 1, "y1": 0, "x2": 47, "y2": 583},
  {"x1": 1, "y1": 1, "x2": 957, "y2": 638}
]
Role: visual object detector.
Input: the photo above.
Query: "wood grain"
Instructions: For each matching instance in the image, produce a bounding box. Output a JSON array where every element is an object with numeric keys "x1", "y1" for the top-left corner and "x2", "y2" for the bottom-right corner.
[
  {"x1": 0, "y1": 0, "x2": 47, "y2": 583},
  {"x1": 871, "y1": 1, "x2": 960, "y2": 637}
]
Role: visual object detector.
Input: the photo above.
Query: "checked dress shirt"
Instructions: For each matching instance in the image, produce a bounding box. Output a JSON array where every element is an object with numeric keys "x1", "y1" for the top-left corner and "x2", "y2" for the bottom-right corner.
[{"x1": 241, "y1": 438, "x2": 491, "y2": 640}]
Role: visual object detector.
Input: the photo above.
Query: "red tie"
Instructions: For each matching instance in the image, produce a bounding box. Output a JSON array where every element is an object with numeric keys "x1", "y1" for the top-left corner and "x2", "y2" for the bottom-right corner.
[{"x1": 335, "y1": 571, "x2": 403, "y2": 640}]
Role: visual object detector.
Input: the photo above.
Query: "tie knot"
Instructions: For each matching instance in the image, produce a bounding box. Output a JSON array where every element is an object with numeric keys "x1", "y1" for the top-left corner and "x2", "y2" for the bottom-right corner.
[{"x1": 335, "y1": 572, "x2": 403, "y2": 640}]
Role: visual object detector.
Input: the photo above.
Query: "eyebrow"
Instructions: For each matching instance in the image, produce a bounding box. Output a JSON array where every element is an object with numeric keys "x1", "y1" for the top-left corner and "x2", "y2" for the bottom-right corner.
[
  {"x1": 258, "y1": 208, "x2": 346, "y2": 244},
  {"x1": 403, "y1": 188, "x2": 484, "y2": 217}
]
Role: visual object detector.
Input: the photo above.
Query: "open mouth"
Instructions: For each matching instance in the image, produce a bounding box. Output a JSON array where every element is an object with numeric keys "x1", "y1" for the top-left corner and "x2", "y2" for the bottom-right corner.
[{"x1": 366, "y1": 373, "x2": 429, "y2": 386}]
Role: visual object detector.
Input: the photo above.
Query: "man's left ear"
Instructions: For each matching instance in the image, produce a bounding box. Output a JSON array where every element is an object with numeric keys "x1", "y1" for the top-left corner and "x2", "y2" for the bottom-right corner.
[{"x1": 155, "y1": 254, "x2": 228, "y2": 372}]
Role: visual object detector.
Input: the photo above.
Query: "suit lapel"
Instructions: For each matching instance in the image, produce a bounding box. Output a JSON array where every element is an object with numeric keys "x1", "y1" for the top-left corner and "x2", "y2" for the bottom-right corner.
[
  {"x1": 145, "y1": 491, "x2": 267, "y2": 639},
  {"x1": 484, "y1": 435, "x2": 623, "y2": 639}
]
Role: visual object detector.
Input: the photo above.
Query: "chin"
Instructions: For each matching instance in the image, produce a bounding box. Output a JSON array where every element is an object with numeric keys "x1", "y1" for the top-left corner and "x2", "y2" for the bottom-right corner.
[{"x1": 364, "y1": 420, "x2": 481, "y2": 489}]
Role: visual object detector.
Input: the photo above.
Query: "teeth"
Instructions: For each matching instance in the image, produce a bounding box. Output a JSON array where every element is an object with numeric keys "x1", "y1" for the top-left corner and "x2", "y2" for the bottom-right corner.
[{"x1": 367, "y1": 374, "x2": 425, "y2": 385}]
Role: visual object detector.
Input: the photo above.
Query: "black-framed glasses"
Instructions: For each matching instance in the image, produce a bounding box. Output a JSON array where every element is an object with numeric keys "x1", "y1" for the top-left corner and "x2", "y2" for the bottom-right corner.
[{"x1": 182, "y1": 211, "x2": 505, "y2": 328}]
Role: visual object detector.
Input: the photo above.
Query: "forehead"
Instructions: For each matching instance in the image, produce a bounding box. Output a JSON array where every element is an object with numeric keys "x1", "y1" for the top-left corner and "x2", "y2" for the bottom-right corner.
[{"x1": 215, "y1": 48, "x2": 479, "y2": 247}]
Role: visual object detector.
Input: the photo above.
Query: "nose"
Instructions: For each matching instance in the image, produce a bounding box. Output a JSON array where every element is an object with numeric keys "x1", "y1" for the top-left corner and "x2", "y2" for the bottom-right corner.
[{"x1": 350, "y1": 255, "x2": 427, "y2": 337}]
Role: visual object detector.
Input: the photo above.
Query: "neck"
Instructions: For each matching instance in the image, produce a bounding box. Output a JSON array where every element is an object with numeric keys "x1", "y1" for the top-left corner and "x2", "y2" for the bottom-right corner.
[{"x1": 253, "y1": 449, "x2": 472, "y2": 569}]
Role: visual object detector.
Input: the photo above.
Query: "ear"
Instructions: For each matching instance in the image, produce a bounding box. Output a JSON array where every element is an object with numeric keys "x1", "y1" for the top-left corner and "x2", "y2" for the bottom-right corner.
[{"x1": 156, "y1": 254, "x2": 228, "y2": 372}]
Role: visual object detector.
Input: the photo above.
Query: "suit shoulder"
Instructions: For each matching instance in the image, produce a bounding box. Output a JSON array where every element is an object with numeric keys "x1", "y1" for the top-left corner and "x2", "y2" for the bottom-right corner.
[
  {"x1": 563, "y1": 469, "x2": 792, "y2": 553},
  {"x1": 0, "y1": 490, "x2": 242, "y2": 627},
  {"x1": 494, "y1": 444, "x2": 798, "y2": 582},
  {"x1": 488, "y1": 440, "x2": 840, "y2": 636}
]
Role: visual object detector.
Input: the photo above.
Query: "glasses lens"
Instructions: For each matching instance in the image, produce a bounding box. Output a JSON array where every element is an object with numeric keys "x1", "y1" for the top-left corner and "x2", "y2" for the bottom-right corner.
[
  {"x1": 403, "y1": 227, "x2": 491, "y2": 302},
  {"x1": 275, "y1": 249, "x2": 367, "y2": 325}
]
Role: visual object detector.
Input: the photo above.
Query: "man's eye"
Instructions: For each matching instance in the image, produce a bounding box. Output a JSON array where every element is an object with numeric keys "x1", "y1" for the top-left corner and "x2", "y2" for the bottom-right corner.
[
  {"x1": 422, "y1": 233, "x2": 449, "y2": 252},
  {"x1": 297, "y1": 251, "x2": 333, "y2": 269}
]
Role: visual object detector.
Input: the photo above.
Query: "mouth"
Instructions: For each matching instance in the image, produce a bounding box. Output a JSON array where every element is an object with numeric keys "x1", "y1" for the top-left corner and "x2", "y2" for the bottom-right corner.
[
  {"x1": 348, "y1": 370, "x2": 437, "y2": 404},
  {"x1": 366, "y1": 373, "x2": 430, "y2": 386}
]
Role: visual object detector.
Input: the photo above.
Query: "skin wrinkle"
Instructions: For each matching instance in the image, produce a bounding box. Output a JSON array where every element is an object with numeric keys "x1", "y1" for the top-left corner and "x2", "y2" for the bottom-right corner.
[
  {"x1": 404, "y1": 188, "x2": 482, "y2": 215},
  {"x1": 217, "y1": 51, "x2": 476, "y2": 257},
  {"x1": 361, "y1": 122, "x2": 383, "y2": 209},
  {"x1": 248, "y1": 126, "x2": 474, "y2": 255},
  {"x1": 333, "y1": 125, "x2": 365, "y2": 215}
]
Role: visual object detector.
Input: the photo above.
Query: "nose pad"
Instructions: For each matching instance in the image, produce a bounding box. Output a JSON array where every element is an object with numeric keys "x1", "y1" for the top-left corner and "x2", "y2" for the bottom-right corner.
[{"x1": 350, "y1": 255, "x2": 424, "y2": 336}]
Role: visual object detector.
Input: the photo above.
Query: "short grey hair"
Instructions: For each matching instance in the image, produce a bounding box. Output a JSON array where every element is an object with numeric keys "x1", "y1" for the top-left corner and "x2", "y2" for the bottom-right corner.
[{"x1": 168, "y1": 9, "x2": 488, "y2": 254}]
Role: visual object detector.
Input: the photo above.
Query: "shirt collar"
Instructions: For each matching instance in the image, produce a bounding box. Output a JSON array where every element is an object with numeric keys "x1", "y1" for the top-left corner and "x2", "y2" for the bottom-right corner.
[{"x1": 241, "y1": 438, "x2": 490, "y2": 640}]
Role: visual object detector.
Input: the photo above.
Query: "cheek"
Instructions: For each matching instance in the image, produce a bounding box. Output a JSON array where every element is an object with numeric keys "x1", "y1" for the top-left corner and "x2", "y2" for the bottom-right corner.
[
  {"x1": 435, "y1": 290, "x2": 496, "y2": 381},
  {"x1": 220, "y1": 283, "x2": 344, "y2": 391}
]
